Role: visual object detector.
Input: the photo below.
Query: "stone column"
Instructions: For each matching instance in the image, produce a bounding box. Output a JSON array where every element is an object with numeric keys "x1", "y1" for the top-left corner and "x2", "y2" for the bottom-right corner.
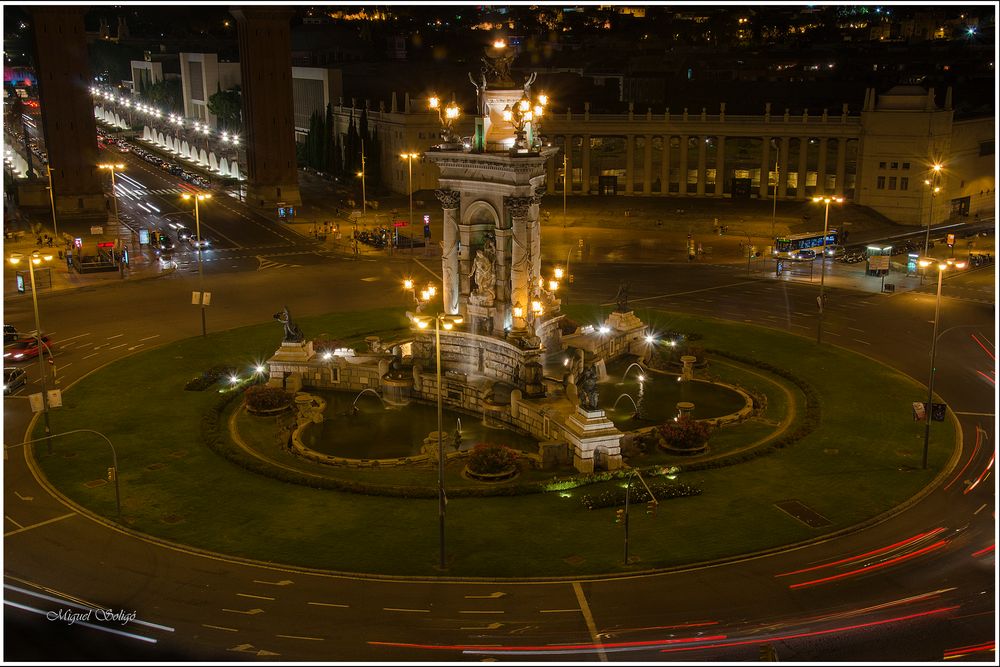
[
  {"x1": 661, "y1": 135, "x2": 670, "y2": 195},
  {"x1": 435, "y1": 189, "x2": 461, "y2": 315},
  {"x1": 678, "y1": 135, "x2": 688, "y2": 196},
  {"x1": 835, "y1": 138, "x2": 847, "y2": 196},
  {"x1": 759, "y1": 136, "x2": 771, "y2": 199},
  {"x1": 530, "y1": 190, "x2": 544, "y2": 285},
  {"x1": 547, "y1": 154, "x2": 557, "y2": 194},
  {"x1": 493, "y1": 227, "x2": 511, "y2": 307},
  {"x1": 231, "y1": 7, "x2": 301, "y2": 207},
  {"x1": 777, "y1": 136, "x2": 790, "y2": 199},
  {"x1": 505, "y1": 196, "x2": 533, "y2": 330},
  {"x1": 817, "y1": 138, "x2": 828, "y2": 195},
  {"x1": 696, "y1": 135, "x2": 707, "y2": 196},
  {"x1": 31, "y1": 7, "x2": 105, "y2": 217},
  {"x1": 458, "y1": 225, "x2": 473, "y2": 301},
  {"x1": 797, "y1": 137, "x2": 809, "y2": 200},
  {"x1": 580, "y1": 135, "x2": 590, "y2": 195},
  {"x1": 642, "y1": 134, "x2": 653, "y2": 195},
  {"x1": 625, "y1": 135, "x2": 635, "y2": 195},
  {"x1": 714, "y1": 135, "x2": 726, "y2": 196}
]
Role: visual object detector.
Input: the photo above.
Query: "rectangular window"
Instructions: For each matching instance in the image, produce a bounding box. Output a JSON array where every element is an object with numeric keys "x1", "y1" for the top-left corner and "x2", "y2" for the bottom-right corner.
[
  {"x1": 902, "y1": 162, "x2": 910, "y2": 169},
  {"x1": 900, "y1": 177, "x2": 909, "y2": 190},
  {"x1": 876, "y1": 176, "x2": 886, "y2": 189},
  {"x1": 889, "y1": 161, "x2": 898, "y2": 169},
  {"x1": 888, "y1": 176, "x2": 897, "y2": 190},
  {"x1": 878, "y1": 161, "x2": 886, "y2": 169}
]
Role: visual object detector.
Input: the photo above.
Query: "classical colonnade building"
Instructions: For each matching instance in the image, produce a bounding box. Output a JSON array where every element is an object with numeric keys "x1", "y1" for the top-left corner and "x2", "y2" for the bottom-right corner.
[{"x1": 331, "y1": 85, "x2": 994, "y2": 226}]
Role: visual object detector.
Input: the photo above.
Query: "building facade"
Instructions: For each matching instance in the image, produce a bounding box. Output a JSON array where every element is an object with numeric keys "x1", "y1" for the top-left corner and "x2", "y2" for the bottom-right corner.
[
  {"x1": 178, "y1": 52, "x2": 241, "y2": 126},
  {"x1": 330, "y1": 85, "x2": 994, "y2": 226}
]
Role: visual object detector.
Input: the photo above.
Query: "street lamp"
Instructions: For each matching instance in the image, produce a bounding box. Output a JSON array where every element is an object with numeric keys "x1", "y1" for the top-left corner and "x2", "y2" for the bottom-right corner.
[
  {"x1": 45, "y1": 165, "x2": 59, "y2": 242},
  {"x1": 8, "y1": 250, "x2": 54, "y2": 453},
  {"x1": 400, "y1": 152, "x2": 419, "y2": 252},
  {"x1": 98, "y1": 162, "x2": 125, "y2": 248},
  {"x1": 923, "y1": 163, "x2": 944, "y2": 258},
  {"x1": 412, "y1": 312, "x2": 464, "y2": 569},
  {"x1": 358, "y1": 140, "x2": 367, "y2": 219},
  {"x1": 562, "y1": 152, "x2": 568, "y2": 227},
  {"x1": 403, "y1": 278, "x2": 436, "y2": 312},
  {"x1": 811, "y1": 195, "x2": 843, "y2": 344},
  {"x1": 181, "y1": 192, "x2": 212, "y2": 337},
  {"x1": 917, "y1": 257, "x2": 965, "y2": 469}
]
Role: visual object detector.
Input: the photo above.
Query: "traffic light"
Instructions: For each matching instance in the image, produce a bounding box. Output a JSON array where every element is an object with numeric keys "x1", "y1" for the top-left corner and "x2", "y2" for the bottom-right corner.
[
  {"x1": 615, "y1": 508, "x2": 625, "y2": 524},
  {"x1": 107, "y1": 467, "x2": 116, "y2": 482},
  {"x1": 646, "y1": 500, "x2": 658, "y2": 516},
  {"x1": 931, "y1": 403, "x2": 947, "y2": 422}
]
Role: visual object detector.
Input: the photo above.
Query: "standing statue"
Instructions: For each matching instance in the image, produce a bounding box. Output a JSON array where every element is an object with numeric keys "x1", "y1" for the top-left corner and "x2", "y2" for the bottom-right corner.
[
  {"x1": 273, "y1": 306, "x2": 305, "y2": 343},
  {"x1": 470, "y1": 236, "x2": 497, "y2": 302},
  {"x1": 614, "y1": 280, "x2": 630, "y2": 313},
  {"x1": 577, "y1": 364, "x2": 601, "y2": 411},
  {"x1": 468, "y1": 71, "x2": 488, "y2": 116}
]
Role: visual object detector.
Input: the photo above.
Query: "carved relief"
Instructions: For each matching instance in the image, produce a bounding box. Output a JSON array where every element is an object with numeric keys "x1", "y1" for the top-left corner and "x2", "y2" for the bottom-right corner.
[
  {"x1": 503, "y1": 195, "x2": 533, "y2": 219},
  {"x1": 434, "y1": 189, "x2": 461, "y2": 209}
]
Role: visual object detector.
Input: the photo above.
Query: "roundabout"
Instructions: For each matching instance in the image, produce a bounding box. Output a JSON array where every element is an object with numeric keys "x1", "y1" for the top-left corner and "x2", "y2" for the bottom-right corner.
[{"x1": 29, "y1": 304, "x2": 956, "y2": 578}]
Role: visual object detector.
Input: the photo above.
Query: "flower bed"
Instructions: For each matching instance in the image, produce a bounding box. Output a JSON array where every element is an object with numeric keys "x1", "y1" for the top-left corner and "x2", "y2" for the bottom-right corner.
[{"x1": 244, "y1": 385, "x2": 294, "y2": 415}]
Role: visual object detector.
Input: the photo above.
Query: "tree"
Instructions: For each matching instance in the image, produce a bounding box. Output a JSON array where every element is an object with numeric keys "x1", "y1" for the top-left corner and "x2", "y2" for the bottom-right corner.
[
  {"x1": 207, "y1": 85, "x2": 241, "y2": 131},
  {"x1": 322, "y1": 102, "x2": 333, "y2": 172},
  {"x1": 145, "y1": 78, "x2": 182, "y2": 114}
]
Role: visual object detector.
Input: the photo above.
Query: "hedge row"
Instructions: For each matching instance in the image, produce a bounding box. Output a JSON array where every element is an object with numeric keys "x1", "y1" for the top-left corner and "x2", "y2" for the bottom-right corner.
[
  {"x1": 673, "y1": 348, "x2": 821, "y2": 472},
  {"x1": 579, "y1": 481, "x2": 702, "y2": 510}
]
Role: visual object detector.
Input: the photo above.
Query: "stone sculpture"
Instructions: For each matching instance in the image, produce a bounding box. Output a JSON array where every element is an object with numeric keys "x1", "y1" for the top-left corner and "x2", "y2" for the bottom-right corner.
[
  {"x1": 470, "y1": 236, "x2": 497, "y2": 303},
  {"x1": 274, "y1": 306, "x2": 304, "y2": 343},
  {"x1": 614, "y1": 280, "x2": 630, "y2": 313},
  {"x1": 577, "y1": 364, "x2": 600, "y2": 411}
]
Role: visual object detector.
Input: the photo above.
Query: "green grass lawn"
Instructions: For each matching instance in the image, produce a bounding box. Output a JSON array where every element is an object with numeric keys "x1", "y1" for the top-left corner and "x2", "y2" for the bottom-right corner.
[{"x1": 32, "y1": 305, "x2": 955, "y2": 577}]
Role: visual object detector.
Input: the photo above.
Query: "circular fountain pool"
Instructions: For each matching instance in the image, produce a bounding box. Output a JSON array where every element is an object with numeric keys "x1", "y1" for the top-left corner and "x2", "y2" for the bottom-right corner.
[
  {"x1": 600, "y1": 359, "x2": 749, "y2": 429},
  {"x1": 299, "y1": 391, "x2": 537, "y2": 460}
]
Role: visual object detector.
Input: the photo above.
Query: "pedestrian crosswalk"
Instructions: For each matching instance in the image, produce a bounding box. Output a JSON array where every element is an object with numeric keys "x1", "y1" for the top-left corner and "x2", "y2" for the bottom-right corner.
[
  {"x1": 130, "y1": 188, "x2": 188, "y2": 196},
  {"x1": 256, "y1": 256, "x2": 301, "y2": 271}
]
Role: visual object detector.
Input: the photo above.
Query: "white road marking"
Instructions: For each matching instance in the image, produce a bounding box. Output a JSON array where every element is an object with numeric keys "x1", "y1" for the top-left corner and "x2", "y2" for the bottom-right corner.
[
  {"x1": 382, "y1": 607, "x2": 430, "y2": 613},
  {"x1": 275, "y1": 634, "x2": 324, "y2": 641},
  {"x1": 307, "y1": 601, "x2": 349, "y2": 608},
  {"x1": 4, "y1": 513, "x2": 76, "y2": 537},
  {"x1": 82, "y1": 352, "x2": 100, "y2": 360},
  {"x1": 236, "y1": 593, "x2": 275, "y2": 600},
  {"x1": 202, "y1": 624, "x2": 238, "y2": 632},
  {"x1": 852, "y1": 339, "x2": 871, "y2": 345}
]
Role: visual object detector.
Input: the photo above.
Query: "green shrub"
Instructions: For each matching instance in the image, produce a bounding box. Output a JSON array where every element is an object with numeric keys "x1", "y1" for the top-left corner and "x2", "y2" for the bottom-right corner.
[
  {"x1": 244, "y1": 385, "x2": 293, "y2": 412},
  {"x1": 466, "y1": 444, "x2": 519, "y2": 475},
  {"x1": 657, "y1": 416, "x2": 712, "y2": 451}
]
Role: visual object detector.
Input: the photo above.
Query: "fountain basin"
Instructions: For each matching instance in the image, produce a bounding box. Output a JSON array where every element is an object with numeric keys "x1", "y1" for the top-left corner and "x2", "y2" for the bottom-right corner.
[{"x1": 297, "y1": 390, "x2": 537, "y2": 461}]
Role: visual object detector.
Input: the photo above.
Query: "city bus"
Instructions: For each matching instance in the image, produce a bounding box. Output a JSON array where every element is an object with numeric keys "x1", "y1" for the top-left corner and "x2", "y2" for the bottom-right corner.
[{"x1": 773, "y1": 229, "x2": 839, "y2": 260}]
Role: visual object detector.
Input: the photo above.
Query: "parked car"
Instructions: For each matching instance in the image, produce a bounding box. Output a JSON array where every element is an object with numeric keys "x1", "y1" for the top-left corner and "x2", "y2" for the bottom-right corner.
[
  {"x1": 3, "y1": 367, "x2": 27, "y2": 395},
  {"x1": 3, "y1": 335, "x2": 54, "y2": 361}
]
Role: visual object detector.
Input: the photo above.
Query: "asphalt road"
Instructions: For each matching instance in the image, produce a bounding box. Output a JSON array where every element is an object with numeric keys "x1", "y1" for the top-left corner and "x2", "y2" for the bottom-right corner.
[{"x1": 3, "y1": 210, "x2": 995, "y2": 661}]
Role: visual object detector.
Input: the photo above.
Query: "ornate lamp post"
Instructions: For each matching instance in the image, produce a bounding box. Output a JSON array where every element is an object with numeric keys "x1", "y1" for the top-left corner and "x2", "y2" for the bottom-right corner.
[
  {"x1": 8, "y1": 250, "x2": 54, "y2": 453},
  {"x1": 811, "y1": 195, "x2": 843, "y2": 344},
  {"x1": 428, "y1": 95, "x2": 462, "y2": 148},
  {"x1": 181, "y1": 192, "x2": 211, "y2": 336},
  {"x1": 413, "y1": 312, "x2": 464, "y2": 569},
  {"x1": 502, "y1": 91, "x2": 547, "y2": 154},
  {"x1": 917, "y1": 257, "x2": 965, "y2": 469}
]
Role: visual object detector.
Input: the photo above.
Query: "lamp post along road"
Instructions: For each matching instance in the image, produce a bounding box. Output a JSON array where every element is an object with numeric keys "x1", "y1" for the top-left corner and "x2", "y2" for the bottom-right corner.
[
  {"x1": 414, "y1": 312, "x2": 463, "y2": 569},
  {"x1": 921, "y1": 164, "x2": 943, "y2": 285},
  {"x1": 812, "y1": 195, "x2": 843, "y2": 344},
  {"x1": 98, "y1": 163, "x2": 125, "y2": 249},
  {"x1": 400, "y1": 152, "x2": 419, "y2": 254},
  {"x1": 45, "y1": 165, "x2": 59, "y2": 241},
  {"x1": 359, "y1": 142, "x2": 367, "y2": 219},
  {"x1": 182, "y1": 193, "x2": 211, "y2": 336},
  {"x1": 563, "y1": 153, "x2": 568, "y2": 227},
  {"x1": 9, "y1": 251, "x2": 54, "y2": 453},
  {"x1": 919, "y1": 257, "x2": 964, "y2": 469}
]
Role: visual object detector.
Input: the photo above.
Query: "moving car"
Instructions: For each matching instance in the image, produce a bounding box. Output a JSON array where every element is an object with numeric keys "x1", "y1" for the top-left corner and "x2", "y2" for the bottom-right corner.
[
  {"x1": 3, "y1": 367, "x2": 27, "y2": 395},
  {"x1": 188, "y1": 235, "x2": 212, "y2": 249},
  {"x1": 3, "y1": 335, "x2": 54, "y2": 361},
  {"x1": 168, "y1": 223, "x2": 192, "y2": 242},
  {"x1": 792, "y1": 248, "x2": 816, "y2": 261},
  {"x1": 151, "y1": 231, "x2": 175, "y2": 253},
  {"x1": 4, "y1": 324, "x2": 18, "y2": 344}
]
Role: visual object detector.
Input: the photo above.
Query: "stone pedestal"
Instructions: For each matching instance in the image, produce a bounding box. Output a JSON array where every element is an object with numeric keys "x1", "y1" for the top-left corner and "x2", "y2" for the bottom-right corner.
[
  {"x1": 563, "y1": 406, "x2": 623, "y2": 473},
  {"x1": 271, "y1": 340, "x2": 315, "y2": 363},
  {"x1": 607, "y1": 310, "x2": 644, "y2": 332},
  {"x1": 681, "y1": 355, "x2": 697, "y2": 381}
]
